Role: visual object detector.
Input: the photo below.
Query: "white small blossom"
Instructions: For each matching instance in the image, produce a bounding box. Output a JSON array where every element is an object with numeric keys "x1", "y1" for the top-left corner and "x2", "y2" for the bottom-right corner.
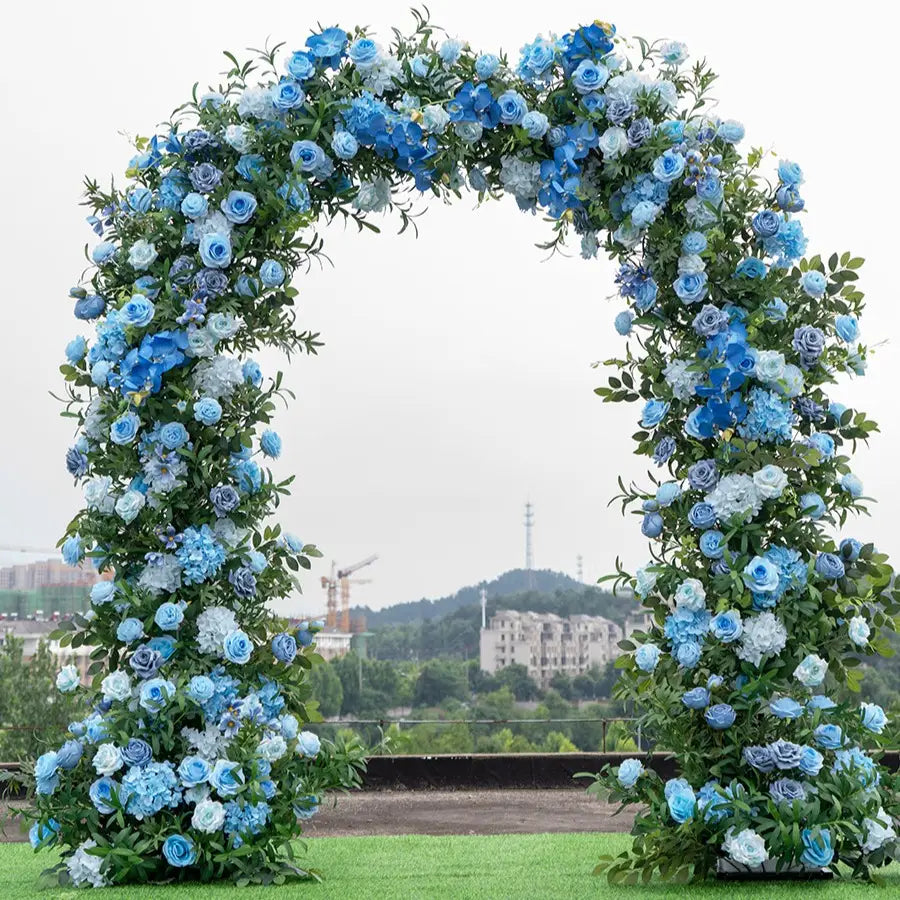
[
  {"x1": 499, "y1": 156, "x2": 541, "y2": 201},
  {"x1": 67, "y1": 840, "x2": 108, "y2": 888},
  {"x1": 663, "y1": 359, "x2": 702, "y2": 401},
  {"x1": 706, "y1": 474, "x2": 762, "y2": 523},
  {"x1": 191, "y1": 356, "x2": 244, "y2": 400},
  {"x1": 238, "y1": 85, "x2": 277, "y2": 120},
  {"x1": 737, "y1": 612, "x2": 787, "y2": 667},
  {"x1": 196, "y1": 606, "x2": 238, "y2": 656},
  {"x1": 354, "y1": 178, "x2": 392, "y2": 213}
]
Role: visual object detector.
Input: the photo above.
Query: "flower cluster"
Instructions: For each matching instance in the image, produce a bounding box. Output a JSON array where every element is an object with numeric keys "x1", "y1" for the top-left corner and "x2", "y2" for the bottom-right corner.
[{"x1": 40, "y1": 12, "x2": 898, "y2": 888}]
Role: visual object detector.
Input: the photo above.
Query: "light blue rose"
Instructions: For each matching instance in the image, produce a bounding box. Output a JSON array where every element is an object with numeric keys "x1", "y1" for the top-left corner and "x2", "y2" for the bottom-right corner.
[
  {"x1": 110, "y1": 412, "x2": 141, "y2": 445},
  {"x1": 260, "y1": 259, "x2": 286, "y2": 287},
  {"x1": 116, "y1": 617, "x2": 144, "y2": 644},
  {"x1": 180, "y1": 192, "x2": 208, "y2": 219},
  {"x1": 834, "y1": 314, "x2": 858, "y2": 343},
  {"x1": 860, "y1": 703, "x2": 887, "y2": 734},
  {"x1": 681, "y1": 687, "x2": 709, "y2": 709},
  {"x1": 331, "y1": 131, "x2": 359, "y2": 160},
  {"x1": 673, "y1": 271, "x2": 708, "y2": 305},
  {"x1": 742, "y1": 556, "x2": 780, "y2": 593},
  {"x1": 187, "y1": 675, "x2": 215, "y2": 704},
  {"x1": 121, "y1": 294, "x2": 155, "y2": 328},
  {"x1": 709, "y1": 610, "x2": 741, "y2": 643},
  {"x1": 210, "y1": 759, "x2": 245, "y2": 797},
  {"x1": 800, "y1": 492, "x2": 826, "y2": 519},
  {"x1": 571, "y1": 59, "x2": 608, "y2": 94},
  {"x1": 475, "y1": 54, "x2": 500, "y2": 79},
  {"x1": 220, "y1": 190, "x2": 257, "y2": 224},
  {"x1": 193, "y1": 397, "x2": 222, "y2": 426},
  {"x1": 154, "y1": 602, "x2": 184, "y2": 631},
  {"x1": 65, "y1": 336, "x2": 87, "y2": 363},
  {"x1": 841, "y1": 473, "x2": 863, "y2": 498},
  {"x1": 199, "y1": 232, "x2": 232, "y2": 269},
  {"x1": 223, "y1": 629, "x2": 252, "y2": 664},
  {"x1": 162, "y1": 834, "x2": 197, "y2": 868},
  {"x1": 704, "y1": 703, "x2": 736, "y2": 729},
  {"x1": 635, "y1": 643, "x2": 661, "y2": 672},
  {"x1": 655, "y1": 482, "x2": 681, "y2": 507},
  {"x1": 297, "y1": 730, "x2": 321, "y2": 757},
  {"x1": 640, "y1": 399, "x2": 669, "y2": 428},
  {"x1": 801, "y1": 270, "x2": 827, "y2": 298},
  {"x1": 617, "y1": 758, "x2": 643, "y2": 788},
  {"x1": 497, "y1": 90, "x2": 528, "y2": 125},
  {"x1": 521, "y1": 110, "x2": 549, "y2": 139}
]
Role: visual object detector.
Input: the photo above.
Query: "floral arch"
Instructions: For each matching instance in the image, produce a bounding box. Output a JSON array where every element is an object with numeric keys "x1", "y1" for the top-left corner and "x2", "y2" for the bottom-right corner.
[{"x1": 31, "y1": 13, "x2": 899, "y2": 888}]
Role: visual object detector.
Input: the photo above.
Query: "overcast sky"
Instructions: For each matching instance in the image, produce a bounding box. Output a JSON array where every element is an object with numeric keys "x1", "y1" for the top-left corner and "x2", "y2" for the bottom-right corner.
[{"x1": 1, "y1": 1, "x2": 898, "y2": 617}]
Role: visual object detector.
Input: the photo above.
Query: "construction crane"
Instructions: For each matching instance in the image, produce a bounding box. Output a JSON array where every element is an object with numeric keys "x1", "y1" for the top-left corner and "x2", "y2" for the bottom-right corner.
[{"x1": 320, "y1": 554, "x2": 378, "y2": 631}]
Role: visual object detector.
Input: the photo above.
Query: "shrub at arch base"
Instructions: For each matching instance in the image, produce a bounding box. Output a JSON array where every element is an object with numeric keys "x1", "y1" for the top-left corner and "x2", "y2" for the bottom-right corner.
[{"x1": 32, "y1": 13, "x2": 899, "y2": 887}]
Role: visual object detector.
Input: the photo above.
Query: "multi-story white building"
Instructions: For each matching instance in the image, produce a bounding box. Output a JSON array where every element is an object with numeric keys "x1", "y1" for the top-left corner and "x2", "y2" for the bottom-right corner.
[{"x1": 479, "y1": 609, "x2": 644, "y2": 688}]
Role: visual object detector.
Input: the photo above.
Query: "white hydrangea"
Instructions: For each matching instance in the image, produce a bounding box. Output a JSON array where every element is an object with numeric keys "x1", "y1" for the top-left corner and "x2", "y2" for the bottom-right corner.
[
  {"x1": 196, "y1": 606, "x2": 238, "y2": 656},
  {"x1": 422, "y1": 103, "x2": 450, "y2": 134},
  {"x1": 83, "y1": 398, "x2": 107, "y2": 444},
  {"x1": 182, "y1": 724, "x2": 232, "y2": 760},
  {"x1": 737, "y1": 612, "x2": 787, "y2": 667},
  {"x1": 224, "y1": 124, "x2": 249, "y2": 152},
  {"x1": 84, "y1": 475, "x2": 116, "y2": 515},
  {"x1": 861, "y1": 808, "x2": 896, "y2": 853},
  {"x1": 499, "y1": 155, "x2": 541, "y2": 201},
  {"x1": 67, "y1": 840, "x2": 108, "y2": 888},
  {"x1": 677, "y1": 254, "x2": 705, "y2": 274},
  {"x1": 663, "y1": 359, "x2": 702, "y2": 401},
  {"x1": 213, "y1": 517, "x2": 247, "y2": 549},
  {"x1": 354, "y1": 177, "x2": 392, "y2": 213},
  {"x1": 138, "y1": 554, "x2": 182, "y2": 594},
  {"x1": 706, "y1": 474, "x2": 762, "y2": 523},
  {"x1": 605, "y1": 70, "x2": 648, "y2": 101},
  {"x1": 238, "y1": 84, "x2": 277, "y2": 120},
  {"x1": 191, "y1": 356, "x2": 244, "y2": 400},
  {"x1": 190, "y1": 211, "x2": 232, "y2": 244},
  {"x1": 363, "y1": 56, "x2": 402, "y2": 95}
]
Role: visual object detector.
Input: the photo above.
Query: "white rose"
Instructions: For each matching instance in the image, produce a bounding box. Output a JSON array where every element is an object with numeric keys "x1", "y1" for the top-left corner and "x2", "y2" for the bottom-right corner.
[
  {"x1": 115, "y1": 489, "x2": 145, "y2": 524},
  {"x1": 192, "y1": 798, "x2": 226, "y2": 833},
  {"x1": 92, "y1": 743, "x2": 123, "y2": 776},
  {"x1": 598, "y1": 126, "x2": 628, "y2": 158},
  {"x1": 752, "y1": 465, "x2": 788, "y2": 500},
  {"x1": 754, "y1": 350, "x2": 786, "y2": 383},
  {"x1": 101, "y1": 670, "x2": 132, "y2": 703},
  {"x1": 725, "y1": 828, "x2": 768, "y2": 867},
  {"x1": 56, "y1": 664, "x2": 80, "y2": 693},
  {"x1": 794, "y1": 654, "x2": 828, "y2": 687},
  {"x1": 674, "y1": 578, "x2": 706, "y2": 611},
  {"x1": 127, "y1": 240, "x2": 158, "y2": 272}
]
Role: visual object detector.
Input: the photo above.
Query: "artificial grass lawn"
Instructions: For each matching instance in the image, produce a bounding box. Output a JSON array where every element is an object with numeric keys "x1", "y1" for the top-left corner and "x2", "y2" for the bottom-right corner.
[{"x1": 1, "y1": 834, "x2": 898, "y2": 899}]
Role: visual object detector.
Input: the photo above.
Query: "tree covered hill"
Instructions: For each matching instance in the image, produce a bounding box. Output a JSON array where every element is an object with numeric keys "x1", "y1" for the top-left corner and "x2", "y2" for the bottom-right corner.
[
  {"x1": 364, "y1": 580, "x2": 641, "y2": 662},
  {"x1": 353, "y1": 568, "x2": 587, "y2": 628}
]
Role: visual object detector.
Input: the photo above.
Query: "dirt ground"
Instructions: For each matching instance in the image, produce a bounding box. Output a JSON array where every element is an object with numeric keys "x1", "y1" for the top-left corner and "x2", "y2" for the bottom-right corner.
[{"x1": 1, "y1": 790, "x2": 634, "y2": 842}]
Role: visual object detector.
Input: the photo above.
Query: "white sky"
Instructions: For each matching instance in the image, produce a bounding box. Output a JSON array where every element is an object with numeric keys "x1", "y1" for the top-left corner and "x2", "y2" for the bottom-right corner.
[{"x1": 1, "y1": 1, "x2": 898, "y2": 616}]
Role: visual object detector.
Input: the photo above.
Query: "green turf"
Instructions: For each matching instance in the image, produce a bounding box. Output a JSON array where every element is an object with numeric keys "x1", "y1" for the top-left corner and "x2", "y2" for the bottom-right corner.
[{"x1": 1, "y1": 834, "x2": 897, "y2": 899}]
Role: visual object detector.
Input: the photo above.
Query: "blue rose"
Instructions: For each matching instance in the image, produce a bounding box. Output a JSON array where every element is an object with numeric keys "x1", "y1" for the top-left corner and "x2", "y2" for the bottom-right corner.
[
  {"x1": 688, "y1": 502, "x2": 716, "y2": 530},
  {"x1": 271, "y1": 632, "x2": 298, "y2": 664},
  {"x1": 349, "y1": 37, "x2": 379, "y2": 67},
  {"x1": 798, "y1": 746, "x2": 824, "y2": 776},
  {"x1": 681, "y1": 687, "x2": 710, "y2": 709},
  {"x1": 297, "y1": 730, "x2": 321, "y2": 757},
  {"x1": 769, "y1": 697, "x2": 804, "y2": 720},
  {"x1": 34, "y1": 751, "x2": 60, "y2": 795},
  {"x1": 800, "y1": 828, "x2": 833, "y2": 868},
  {"x1": 162, "y1": 834, "x2": 197, "y2": 868},
  {"x1": 778, "y1": 159, "x2": 804, "y2": 185},
  {"x1": 260, "y1": 259, "x2": 286, "y2": 287},
  {"x1": 272, "y1": 79, "x2": 305, "y2": 111},
  {"x1": 709, "y1": 610, "x2": 741, "y2": 642},
  {"x1": 121, "y1": 738, "x2": 153, "y2": 767},
  {"x1": 56, "y1": 739, "x2": 83, "y2": 769},
  {"x1": 840, "y1": 537, "x2": 862, "y2": 562},
  {"x1": 640, "y1": 399, "x2": 669, "y2": 428},
  {"x1": 675, "y1": 641, "x2": 702, "y2": 669},
  {"x1": 28, "y1": 819, "x2": 59, "y2": 848},
  {"x1": 742, "y1": 745, "x2": 775, "y2": 772},
  {"x1": 65, "y1": 336, "x2": 87, "y2": 363},
  {"x1": 800, "y1": 492, "x2": 826, "y2": 519},
  {"x1": 210, "y1": 759, "x2": 245, "y2": 797},
  {"x1": 635, "y1": 643, "x2": 661, "y2": 672},
  {"x1": 474, "y1": 54, "x2": 499, "y2": 79},
  {"x1": 704, "y1": 703, "x2": 735, "y2": 729},
  {"x1": 656, "y1": 482, "x2": 681, "y2": 507},
  {"x1": 117, "y1": 617, "x2": 144, "y2": 644},
  {"x1": 687, "y1": 459, "x2": 718, "y2": 492},
  {"x1": 74, "y1": 294, "x2": 107, "y2": 319},
  {"x1": 770, "y1": 739, "x2": 805, "y2": 768},
  {"x1": 834, "y1": 314, "x2": 858, "y2": 343},
  {"x1": 154, "y1": 602, "x2": 184, "y2": 631},
  {"x1": 752, "y1": 210, "x2": 781, "y2": 238},
  {"x1": 571, "y1": 59, "x2": 608, "y2": 94},
  {"x1": 194, "y1": 397, "x2": 222, "y2": 426},
  {"x1": 178, "y1": 755, "x2": 211, "y2": 787},
  {"x1": 220, "y1": 190, "x2": 257, "y2": 224},
  {"x1": 260, "y1": 429, "x2": 282, "y2": 458},
  {"x1": 699, "y1": 530, "x2": 725, "y2": 560},
  {"x1": 199, "y1": 233, "x2": 232, "y2": 269},
  {"x1": 614, "y1": 310, "x2": 634, "y2": 335},
  {"x1": 742, "y1": 556, "x2": 780, "y2": 594},
  {"x1": 673, "y1": 271, "x2": 708, "y2": 305},
  {"x1": 290, "y1": 139, "x2": 326, "y2": 173},
  {"x1": 800, "y1": 270, "x2": 827, "y2": 299},
  {"x1": 129, "y1": 645, "x2": 162, "y2": 680},
  {"x1": 681, "y1": 231, "x2": 707, "y2": 254},
  {"x1": 667, "y1": 788, "x2": 696, "y2": 824},
  {"x1": 159, "y1": 421, "x2": 189, "y2": 450},
  {"x1": 861, "y1": 703, "x2": 888, "y2": 734},
  {"x1": 92, "y1": 241, "x2": 117, "y2": 264},
  {"x1": 841, "y1": 473, "x2": 863, "y2": 498},
  {"x1": 331, "y1": 130, "x2": 359, "y2": 160},
  {"x1": 286, "y1": 50, "x2": 315, "y2": 80},
  {"x1": 110, "y1": 412, "x2": 141, "y2": 445},
  {"x1": 617, "y1": 758, "x2": 643, "y2": 788},
  {"x1": 497, "y1": 90, "x2": 528, "y2": 125},
  {"x1": 223, "y1": 630, "x2": 252, "y2": 664},
  {"x1": 735, "y1": 257, "x2": 767, "y2": 279},
  {"x1": 180, "y1": 192, "x2": 208, "y2": 219},
  {"x1": 89, "y1": 776, "x2": 119, "y2": 813},
  {"x1": 652, "y1": 150, "x2": 685, "y2": 184},
  {"x1": 187, "y1": 675, "x2": 215, "y2": 704},
  {"x1": 139, "y1": 677, "x2": 175, "y2": 712},
  {"x1": 815, "y1": 552, "x2": 845, "y2": 581},
  {"x1": 641, "y1": 513, "x2": 663, "y2": 538}
]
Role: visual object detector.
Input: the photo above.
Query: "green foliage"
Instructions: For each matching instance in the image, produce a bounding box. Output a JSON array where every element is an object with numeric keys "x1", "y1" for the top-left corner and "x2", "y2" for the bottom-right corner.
[{"x1": 0, "y1": 638, "x2": 79, "y2": 762}]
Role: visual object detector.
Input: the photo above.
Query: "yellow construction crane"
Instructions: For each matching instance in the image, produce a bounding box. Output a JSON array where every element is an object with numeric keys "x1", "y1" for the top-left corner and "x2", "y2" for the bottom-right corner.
[{"x1": 320, "y1": 554, "x2": 378, "y2": 631}]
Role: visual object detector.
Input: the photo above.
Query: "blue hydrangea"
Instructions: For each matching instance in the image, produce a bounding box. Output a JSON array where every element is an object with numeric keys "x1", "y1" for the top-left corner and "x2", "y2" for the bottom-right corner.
[
  {"x1": 175, "y1": 524, "x2": 226, "y2": 584},
  {"x1": 737, "y1": 388, "x2": 796, "y2": 443}
]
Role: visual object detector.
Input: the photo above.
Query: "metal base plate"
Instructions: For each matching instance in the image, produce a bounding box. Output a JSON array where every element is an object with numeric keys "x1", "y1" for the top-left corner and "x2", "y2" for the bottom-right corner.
[{"x1": 717, "y1": 859, "x2": 833, "y2": 881}]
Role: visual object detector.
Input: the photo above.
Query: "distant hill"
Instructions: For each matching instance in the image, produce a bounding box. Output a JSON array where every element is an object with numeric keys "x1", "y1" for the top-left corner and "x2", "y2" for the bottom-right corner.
[
  {"x1": 360, "y1": 573, "x2": 642, "y2": 662},
  {"x1": 352, "y1": 568, "x2": 584, "y2": 628}
]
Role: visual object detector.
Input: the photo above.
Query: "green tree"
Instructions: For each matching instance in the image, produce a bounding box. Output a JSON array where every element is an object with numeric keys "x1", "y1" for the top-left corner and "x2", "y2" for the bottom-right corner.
[
  {"x1": 0, "y1": 637, "x2": 78, "y2": 761},
  {"x1": 549, "y1": 672, "x2": 574, "y2": 700},
  {"x1": 307, "y1": 660, "x2": 344, "y2": 718},
  {"x1": 413, "y1": 659, "x2": 469, "y2": 707},
  {"x1": 494, "y1": 663, "x2": 540, "y2": 701}
]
